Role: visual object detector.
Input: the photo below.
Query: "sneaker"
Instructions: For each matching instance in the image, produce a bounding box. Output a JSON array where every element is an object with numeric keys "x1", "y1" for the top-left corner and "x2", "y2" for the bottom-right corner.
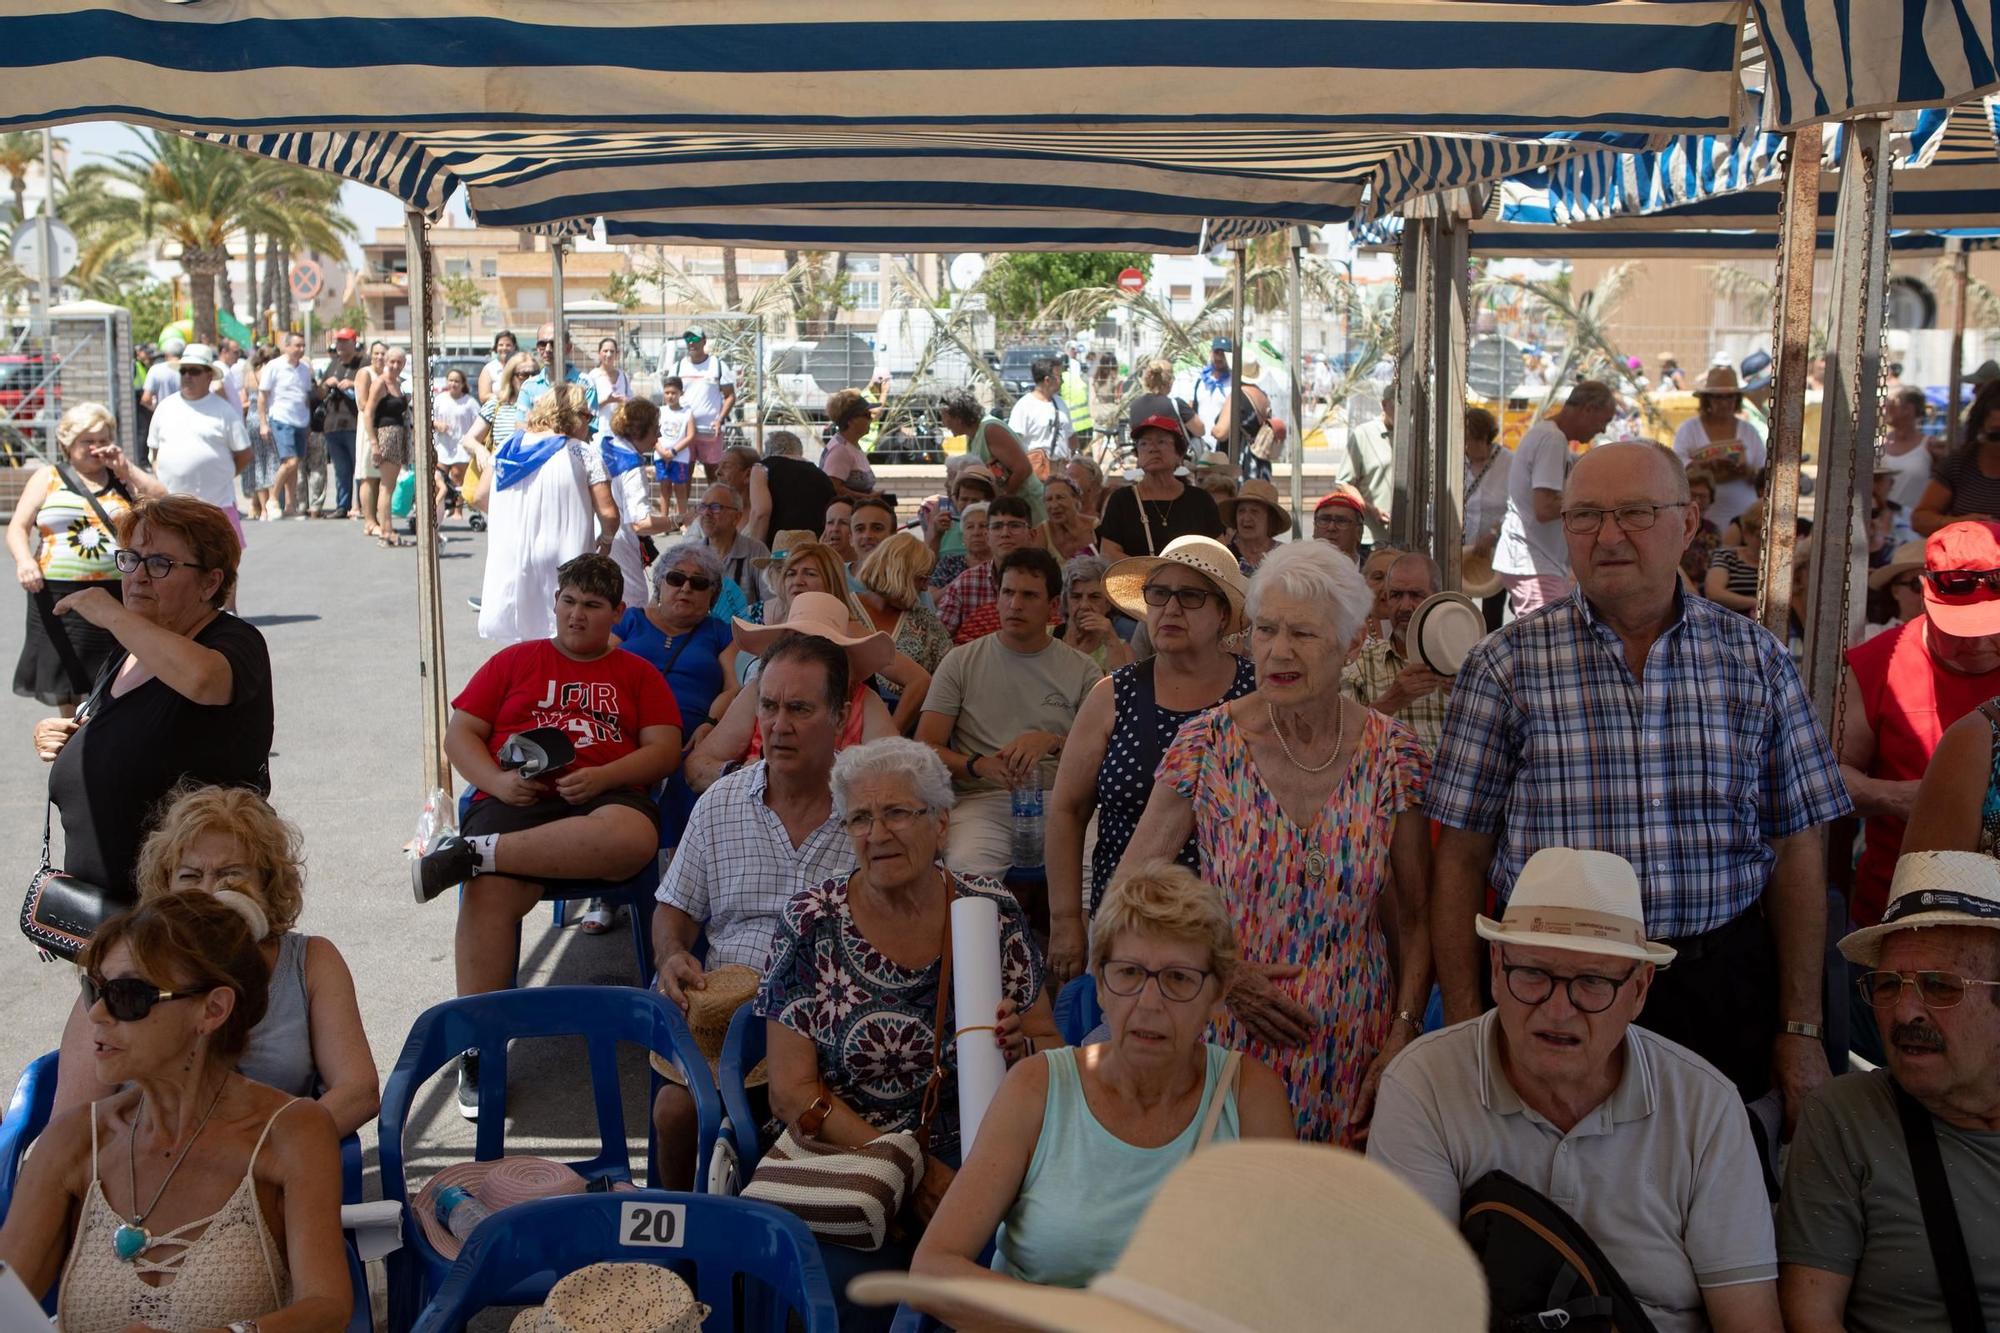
[
  {"x1": 466, "y1": 595, "x2": 483, "y2": 612},
  {"x1": 578, "y1": 899, "x2": 616, "y2": 935},
  {"x1": 467, "y1": 511, "x2": 487, "y2": 532},
  {"x1": 456, "y1": 1051, "x2": 480, "y2": 1120},
  {"x1": 412, "y1": 833, "x2": 480, "y2": 904}
]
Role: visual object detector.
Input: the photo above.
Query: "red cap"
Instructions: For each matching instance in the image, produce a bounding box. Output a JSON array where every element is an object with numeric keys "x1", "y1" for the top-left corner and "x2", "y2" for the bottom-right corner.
[
  {"x1": 1315, "y1": 483, "x2": 1365, "y2": 515},
  {"x1": 334, "y1": 327, "x2": 358, "y2": 341},
  {"x1": 1922, "y1": 520, "x2": 2000, "y2": 636}
]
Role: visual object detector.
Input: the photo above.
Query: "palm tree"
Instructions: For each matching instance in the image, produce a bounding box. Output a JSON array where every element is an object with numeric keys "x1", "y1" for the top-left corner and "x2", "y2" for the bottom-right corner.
[
  {"x1": 1474, "y1": 264, "x2": 1662, "y2": 426},
  {"x1": 0, "y1": 132, "x2": 54, "y2": 228}
]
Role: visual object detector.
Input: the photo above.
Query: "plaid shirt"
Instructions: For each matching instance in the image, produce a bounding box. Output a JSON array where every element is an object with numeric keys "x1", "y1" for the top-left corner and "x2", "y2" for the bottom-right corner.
[
  {"x1": 1429, "y1": 588, "x2": 1850, "y2": 939},
  {"x1": 937, "y1": 561, "x2": 1000, "y2": 644},
  {"x1": 1342, "y1": 635, "x2": 1450, "y2": 754},
  {"x1": 656, "y1": 760, "x2": 855, "y2": 972}
]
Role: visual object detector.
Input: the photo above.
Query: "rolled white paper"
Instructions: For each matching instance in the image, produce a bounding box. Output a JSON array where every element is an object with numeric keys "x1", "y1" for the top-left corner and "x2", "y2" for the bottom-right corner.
[
  {"x1": 950, "y1": 894, "x2": 1008, "y2": 1153},
  {"x1": 0, "y1": 1261, "x2": 50, "y2": 1327}
]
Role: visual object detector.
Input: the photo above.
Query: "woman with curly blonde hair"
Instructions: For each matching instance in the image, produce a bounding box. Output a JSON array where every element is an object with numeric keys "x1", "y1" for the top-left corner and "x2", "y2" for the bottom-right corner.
[
  {"x1": 856, "y1": 529, "x2": 952, "y2": 707},
  {"x1": 51, "y1": 785, "x2": 380, "y2": 1138}
]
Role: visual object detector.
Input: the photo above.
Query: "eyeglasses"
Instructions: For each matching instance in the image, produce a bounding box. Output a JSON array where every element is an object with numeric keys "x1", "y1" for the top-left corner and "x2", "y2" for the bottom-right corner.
[
  {"x1": 1316, "y1": 513, "x2": 1360, "y2": 528},
  {"x1": 1142, "y1": 583, "x2": 1219, "y2": 611},
  {"x1": 535, "y1": 339, "x2": 555, "y2": 349},
  {"x1": 660, "y1": 570, "x2": 715, "y2": 592},
  {"x1": 1099, "y1": 960, "x2": 1212, "y2": 1003},
  {"x1": 114, "y1": 550, "x2": 207, "y2": 579},
  {"x1": 80, "y1": 972, "x2": 200, "y2": 1023},
  {"x1": 1856, "y1": 969, "x2": 2000, "y2": 1009},
  {"x1": 840, "y1": 805, "x2": 931, "y2": 835},
  {"x1": 987, "y1": 519, "x2": 1031, "y2": 534},
  {"x1": 1923, "y1": 568, "x2": 2000, "y2": 596},
  {"x1": 1499, "y1": 962, "x2": 1638, "y2": 1014},
  {"x1": 1560, "y1": 502, "x2": 1686, "y2": 535},
  {"x1": 696, "y1": 502, "x2": 738, "y2": 515}
]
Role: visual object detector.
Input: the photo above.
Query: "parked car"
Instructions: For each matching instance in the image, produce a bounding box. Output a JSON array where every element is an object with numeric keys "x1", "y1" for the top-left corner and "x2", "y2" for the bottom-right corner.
[{"x1": 0, "y1": 352, "x2": 57, "y2": 463}]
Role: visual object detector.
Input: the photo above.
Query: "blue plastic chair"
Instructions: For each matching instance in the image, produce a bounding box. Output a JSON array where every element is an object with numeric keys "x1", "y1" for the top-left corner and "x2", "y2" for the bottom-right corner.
[
  {"x1": 410, "y1": 1190, "x2": 837, "y2": 1332},
  {"x1": 715, "y1": 1003, "x2": 767, "y2": 1185},
  {"x1": 1054, "y1": 973, "x2": 1104, "y2": 1047},
  {"x1": 379, "y1": 987, "x2": 723, "y2": 1331}
]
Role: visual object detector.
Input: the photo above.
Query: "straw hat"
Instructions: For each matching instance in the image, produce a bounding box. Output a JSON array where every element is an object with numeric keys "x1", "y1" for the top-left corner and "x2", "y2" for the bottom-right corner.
[
  {"x1": 1217, "y1": 478, "x2": 1289, "y2": 531},
  {"x1": 1840, "y1": 851, "x2": 2000, "y2": 966},
  {"x1": 732, "y1": 590, "x2": 894, "y2": 677},
  {"x1": 953, "y1": 462, "x2": 999, "y2": 497},
  {"x1": 1408, "y1": 591, "x2": 1486, "y2": 676},
  {"x1": 751, "y1": 529, "x2": 821, "y2": 574},
  {"x1": 1866, "y1": 537, "x2": 1926, "y2": 591},
  {"x1": 412, "y1": 1156, "x2": 593, "y2": 1260},
  {"x1": 509, "y1": 1262, "x2": 710, "y2": 1333},
  {"x1": 1460, "y1": 545, "x2": 1503, "y2": 598},
  {"x1": 1474, "y1": 848, "x2": 1678, "y2": 965},
  {"x1": 1692, "y1": 365, "x2": 1744, "y2": 397},
  {"x1": 647, "y1": 963, "x2": 767, "y2": 1089},
  {"x1": 1103, "y1": 535, "x2": 1248, "y2": 633},
  {"x1": 849, "y1": 1142, "x2": 1487, "y2": 1331}
]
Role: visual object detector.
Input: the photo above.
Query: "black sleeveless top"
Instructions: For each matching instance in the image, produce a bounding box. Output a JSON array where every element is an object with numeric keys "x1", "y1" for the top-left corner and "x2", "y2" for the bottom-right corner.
[
  {"x1": 371, "y1": 385, "x2": 410, "y2": 430},
  {"x1": 759, "y1": 454, "x2": 837, "y2": 546}
]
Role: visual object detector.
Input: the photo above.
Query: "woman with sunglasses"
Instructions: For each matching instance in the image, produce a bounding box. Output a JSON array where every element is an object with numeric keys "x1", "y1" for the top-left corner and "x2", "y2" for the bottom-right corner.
[
  {"x1": 32, "y1": 496, "x2": 273, "y2": 913},
  {"x1": 904, "y1": 864, "x2": 1291, "y2": 1321},
  {"x1": 1045, "y1": 537, "x2": 1255, "y2": 988},
  {"x1": 0, "y1": 892, "x2": 350, "y2": 1331},
  {"x1": 1915, "y1": 380, "x2": 2000, "y2": 535}
]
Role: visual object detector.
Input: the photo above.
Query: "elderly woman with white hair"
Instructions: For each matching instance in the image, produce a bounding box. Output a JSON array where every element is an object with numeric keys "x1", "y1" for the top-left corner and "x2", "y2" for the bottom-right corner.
[
  {"x1": 1125, "y1": 539, "x2": 1432, "y2": 1145},
  {"x1": 756, "y1": 736, "x2": 1060, "y2": 1325}
]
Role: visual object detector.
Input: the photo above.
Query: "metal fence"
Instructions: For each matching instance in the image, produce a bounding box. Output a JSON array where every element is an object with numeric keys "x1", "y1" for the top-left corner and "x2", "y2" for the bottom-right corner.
[{"x1": 0, "y1": 307, "x2": 135, "y2": 466}]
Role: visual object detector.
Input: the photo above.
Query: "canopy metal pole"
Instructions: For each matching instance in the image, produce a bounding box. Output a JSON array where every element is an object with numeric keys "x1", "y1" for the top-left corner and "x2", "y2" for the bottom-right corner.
[
  {"x1": 36, "y1": 129, "x2": 54, "y2": 314},
  {"x1": 551, "y1": 238, "x2": 568, "y2": 384},
  {"x1": 1430, "y1": 214, "x2": 1469, "y2": 587},
  {"x1": 1756, "y1": 125, "x2": 1823, "y2": 643},
  {"x1": 1390, "y1": 219, "x2": 1431, "y2": 550},
  {"x1": 1803, "y1": 117, "x2": 1891, "y2": 733},
  {"x1": 1948, "y1": 237, "x2": 1969, "y2": 451},
  {"x1": 1229, "y1": 240, "x2": 1246, "y2": 462},
  {"x1": 1287, "y1": 237, "x2": 1306, "y2": 534},
  {"x1": 405, "y1": 207, "x2": 450, "y2": 797}
]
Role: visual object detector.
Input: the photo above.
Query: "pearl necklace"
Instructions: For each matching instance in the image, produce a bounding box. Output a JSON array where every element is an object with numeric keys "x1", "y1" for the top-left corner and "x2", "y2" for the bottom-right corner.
[{"x1": 1267, "y1": 695, "x2": 1344, "y2": 774}]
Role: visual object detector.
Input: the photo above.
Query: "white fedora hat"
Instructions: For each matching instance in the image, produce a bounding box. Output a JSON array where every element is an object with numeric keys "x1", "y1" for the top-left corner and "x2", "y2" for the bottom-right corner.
[
  {"x1": 1839, "y1": 850, "x2": 2000, "y2": 967},
  {"x1": 1409, "y1": 591, "x2": 1486, "y2": 676},
  {"x1": 1475, "y1": 848, "x2": 1677, "y2": 965},
  {"x1": 849, "y1": 1142, "x2": 1488, "y2": 1331}
]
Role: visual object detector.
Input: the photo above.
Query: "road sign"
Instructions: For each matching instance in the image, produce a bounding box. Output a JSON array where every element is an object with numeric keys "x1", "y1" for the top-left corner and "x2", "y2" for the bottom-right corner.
[
  {"x1": 1117, "y1": 266, "x2": 1146, "y2": 293},
  {"x1": 10, "y1": 218, "x2": 77, "y2": 282},
  {"x1": 288, "y1": 259, "x2": 324, "y2": 303}
]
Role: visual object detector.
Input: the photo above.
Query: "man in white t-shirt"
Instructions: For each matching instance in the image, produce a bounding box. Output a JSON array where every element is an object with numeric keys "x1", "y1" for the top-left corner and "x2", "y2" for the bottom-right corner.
[
  {"x1": 217, "y1": 339, "x2": 247, "y2": 412},
  {"x1": 669, "y1": 326, "x2": 735, "y2": 484},
  {"x1": 1006, "y1": 356, "x2": 1074, "y2": 473},
  {"x1": 257, "y1": 331, "x2": 315, "y2": 519},
  {"x1": 147, "y1": 343, "x2": 253, "y2": 605},
  {"x1": 1492, "y1": 381, "x2": 1616, "y2": 620}
]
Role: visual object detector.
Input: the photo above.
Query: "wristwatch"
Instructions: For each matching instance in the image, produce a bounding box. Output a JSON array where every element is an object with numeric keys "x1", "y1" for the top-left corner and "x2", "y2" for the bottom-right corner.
[
  {"x1": 965, "y1": 754, "x2": 982, "y2": 781},
  {"x1": 227, "y1": 1321, "x2": 262, "y2": 1333},
  {"x1": 798, "y1": 1090, "x2": 835, "y2": 1138}
]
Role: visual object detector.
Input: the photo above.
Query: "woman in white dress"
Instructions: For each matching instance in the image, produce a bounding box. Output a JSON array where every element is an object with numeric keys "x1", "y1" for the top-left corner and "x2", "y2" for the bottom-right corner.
[
  {"x1": 475, "y1": 383, "x2": 620, "y2": 644},
  {"x1": 1671, "y1": 366, "x2": 1766, "y2": 530},
  {"x1": 430, "y1": 367, "x2": 481, "y2": 519},
  {"x1": 599, "y1": 397, "x2": 675, "y2": 609}
]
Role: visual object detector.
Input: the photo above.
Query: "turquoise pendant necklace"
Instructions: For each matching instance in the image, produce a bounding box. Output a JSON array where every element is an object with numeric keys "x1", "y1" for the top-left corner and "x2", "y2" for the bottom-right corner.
[{"x1": 114, "y1": 1076, "x2": 229, "y2": 1262}]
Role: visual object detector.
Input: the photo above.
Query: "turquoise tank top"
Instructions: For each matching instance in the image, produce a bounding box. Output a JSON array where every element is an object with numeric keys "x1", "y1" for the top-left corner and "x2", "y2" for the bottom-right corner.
[{"x1": 995, "y1": 1043, "x2": 1239, "y2": 1287}]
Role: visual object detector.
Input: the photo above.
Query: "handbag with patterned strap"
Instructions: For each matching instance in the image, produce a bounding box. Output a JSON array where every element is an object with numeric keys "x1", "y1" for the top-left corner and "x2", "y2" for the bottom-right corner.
[{"x1": 741, "y1": 881, "x2": 957, "y2": 1250}]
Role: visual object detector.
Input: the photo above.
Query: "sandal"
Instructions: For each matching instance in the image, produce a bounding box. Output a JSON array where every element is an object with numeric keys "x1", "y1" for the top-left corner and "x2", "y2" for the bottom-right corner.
[{"x1": 578, "y1": 900, "x2": 617, "y2": 935}]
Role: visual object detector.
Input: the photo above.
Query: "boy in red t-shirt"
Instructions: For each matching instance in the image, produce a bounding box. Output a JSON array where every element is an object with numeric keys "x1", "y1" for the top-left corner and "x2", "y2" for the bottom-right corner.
[{"x1": 414, "y1": 557, "x2": 682, "y2": 1034}]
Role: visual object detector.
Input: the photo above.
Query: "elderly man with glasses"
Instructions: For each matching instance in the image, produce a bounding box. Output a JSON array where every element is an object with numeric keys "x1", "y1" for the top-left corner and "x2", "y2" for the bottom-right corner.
[
  {"x1": 1779, "y1": 851, "x2": 2000, "y2": 1332},
  {"x1": 1370, "y1": 848, "x2": 1780, "y2": 1333},
  {"x1": 519, "y1": 321, "x2": 596, "y2": 414},
  {"x1": 694, "y1": 481, "x2": 768, "y2": 609},
  {"x1": 1431, "y1": 441, "x2": 1851, "y2": 1138}
]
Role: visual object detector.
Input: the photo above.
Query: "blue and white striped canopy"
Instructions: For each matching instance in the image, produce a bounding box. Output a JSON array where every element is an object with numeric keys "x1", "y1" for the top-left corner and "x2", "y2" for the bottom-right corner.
[
  {"x1": 1354, "y1": 212, "x2": 1996, "y2": 258},
  {"x1": 1749, "y1": 0, "x2": 2000, "y2": 130}
]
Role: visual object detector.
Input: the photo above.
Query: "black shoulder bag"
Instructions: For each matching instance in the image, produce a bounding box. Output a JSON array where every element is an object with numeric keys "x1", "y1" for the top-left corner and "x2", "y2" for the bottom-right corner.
[
  {"x1": 1896, "y1": 1083, "x2": 1988, "y2": 1333},
  {"x1": 19, "y1": 668, "x2": 124, "y2": 961}
]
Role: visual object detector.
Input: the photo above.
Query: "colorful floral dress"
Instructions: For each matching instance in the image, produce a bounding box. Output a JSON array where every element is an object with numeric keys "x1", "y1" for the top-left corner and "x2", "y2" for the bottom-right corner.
[
  {"x1": 755, "y1": 871, "x2": 1044, "y2": 1162},
  {"x1": 1159, "y1": 706, "x2": 1427, "y2": 1144}
]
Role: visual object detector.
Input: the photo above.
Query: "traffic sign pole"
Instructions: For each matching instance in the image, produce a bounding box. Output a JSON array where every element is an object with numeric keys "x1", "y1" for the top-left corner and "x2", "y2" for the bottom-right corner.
[{"x1": 37, "y1": 129, "x2": 53, "y2": 315}]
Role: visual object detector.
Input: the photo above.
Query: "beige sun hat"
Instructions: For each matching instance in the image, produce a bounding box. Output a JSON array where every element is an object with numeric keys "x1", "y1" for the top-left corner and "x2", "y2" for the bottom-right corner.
[
  {"x1": 732, "y1": 590, "x2": 894, "y2": 677},
  {"x1": 1867, "y1": 537, "x2": 1926, "y2": 591},
  {"x1": 1216, "y1": 478, "x2": 1290, "y2": 532},
  {"x1": 508, "y1": 1262, "x2": 710, "y2": 1333},
  {"x1": 751, "y1": 529, "x2": 821, "y2": 574},
  {"x1": 1839, "y1": 851, "x2": 2000, "y2": 967},
  {"x1": 413, "y1": 1156, "x2": 592, "y2": 1261},
  {"x1": 1475, "y1": 848, "x2": 1678, "y2": 965},
  {"x1": 1102, "y1": 534, "x2": 1248, "y2": 633},
  {"x1": 849, "y1": 1142, "x2": 1487, "y2": 1331},
  {"x1": 646, "y1": 963, "x2": 767, "y2": 1089},
  {"x1": 1692, "y1": 365, "x2": 1744, "y2": 396}
]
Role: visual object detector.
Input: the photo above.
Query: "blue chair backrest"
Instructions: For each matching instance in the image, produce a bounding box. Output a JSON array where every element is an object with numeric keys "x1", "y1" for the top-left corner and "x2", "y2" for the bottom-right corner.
[
  {"x1": 410, "y1": 1191, "x2": 838, "y2": 1333},
  {"x1": 718, "y1": 1004, "x2": 766, "y2": 1175},
  {"x1": 380, "y1": 986, "x2": 721, "y2": 1201},
  {"x1": 1054, "y1": 974, "x2": 1104, "y2": 1047},
  {"x1": 0, "y1": 1050, "x2": 58, "y2": 1221}
]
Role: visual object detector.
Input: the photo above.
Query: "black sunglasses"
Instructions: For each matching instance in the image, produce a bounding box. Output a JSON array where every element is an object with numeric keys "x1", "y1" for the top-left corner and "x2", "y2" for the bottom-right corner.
[
  {"x1": 1923, "y1": 568, "x2": 2000, "y2": 596},
  {"x1": 80, "y1": 972, "x2": 200, "y2": 1022},
  {"x1": 661, "y1": 570, "x2": 715, "y2": 592}
]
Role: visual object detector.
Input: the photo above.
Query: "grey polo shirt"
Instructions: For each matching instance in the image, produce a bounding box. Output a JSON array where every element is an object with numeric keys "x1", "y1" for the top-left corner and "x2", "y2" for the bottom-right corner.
[{"x1": 1367, "y1": 1012, "x2": 1775, "y2": 1333}]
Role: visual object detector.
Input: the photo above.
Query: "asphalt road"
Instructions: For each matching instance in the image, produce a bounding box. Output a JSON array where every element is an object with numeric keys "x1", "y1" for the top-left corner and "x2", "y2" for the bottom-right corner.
[{"x1": 0, "y1": 514, "x2": 664, "y2": 1204}]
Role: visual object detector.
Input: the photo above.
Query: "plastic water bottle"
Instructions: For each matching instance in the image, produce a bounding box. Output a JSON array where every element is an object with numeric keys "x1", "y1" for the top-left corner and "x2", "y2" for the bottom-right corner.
[
  {"x1": 435, "y1": 1184, "x2": 492, "y2": 1241},
  {"x1": 1010, "y1": 773, "x2": 1046, "y2": 870}
]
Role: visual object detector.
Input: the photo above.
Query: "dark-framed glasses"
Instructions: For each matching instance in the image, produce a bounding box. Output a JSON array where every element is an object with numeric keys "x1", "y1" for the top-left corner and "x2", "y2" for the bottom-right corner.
[
  {"x1": 114, "y1": 550, "x2": 206, "y2": 579},
  {"x1": 80, "y1": 972, "x2": 199, "y2": 1022},
  {"x1": 1142, "y1": 583, "x2": 1219, "y2": 611},
  {"x1": 1099, "y1": 960, "x2": 1212, "y2": 1003},
  {"x1": 660, "y1": 570, "x2": 715, "y2": 592},
  {"x1": 696, "y1": 502, "x2": 738, "y2": 516},
  {"x1": 1857, "y1": 969, "x2": 2000, "y2": 1009},
  {"x1": 839, "y1": 805, "x2": 930, "y2": 835},
  {"x1": 1560, "y1": 502, "x2": 1686, "y2": 536},
  {"x1": 1500, "y1": 962, "x2": 1637, "y2": 1014},
  {"x1": 1923, "y1": 569, "x2": 2000, "y2": 597}
]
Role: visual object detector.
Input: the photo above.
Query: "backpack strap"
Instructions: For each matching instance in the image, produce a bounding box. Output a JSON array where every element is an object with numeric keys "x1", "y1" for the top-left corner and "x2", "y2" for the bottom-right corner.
[{"x1": 1894, "y1": 1082, "x2": 1988, "y2": 1333}]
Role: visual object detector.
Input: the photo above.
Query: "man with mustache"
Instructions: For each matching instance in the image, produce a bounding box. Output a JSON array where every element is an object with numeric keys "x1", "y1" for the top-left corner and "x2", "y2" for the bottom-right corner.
[{"x1": 1779, "y1": 850, "x2": 2000, "y2": 1331}]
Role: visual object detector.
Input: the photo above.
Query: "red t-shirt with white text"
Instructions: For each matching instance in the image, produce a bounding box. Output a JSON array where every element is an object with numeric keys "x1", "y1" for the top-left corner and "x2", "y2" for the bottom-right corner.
[{"x1": 452, "y1": 640, "x2": 681, "y2": 794}]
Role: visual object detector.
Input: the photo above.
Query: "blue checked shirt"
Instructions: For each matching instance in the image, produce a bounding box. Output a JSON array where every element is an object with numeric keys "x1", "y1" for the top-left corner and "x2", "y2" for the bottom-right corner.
[{"x1": 1429, "y1": 589, "x2": 1850, "y2": 939}]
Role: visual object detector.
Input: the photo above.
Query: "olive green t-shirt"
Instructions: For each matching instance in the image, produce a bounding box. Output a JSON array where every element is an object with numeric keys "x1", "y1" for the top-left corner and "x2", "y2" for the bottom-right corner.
[{"x1": 924, "y1": 633, "x2": 1100, "y2": 793}]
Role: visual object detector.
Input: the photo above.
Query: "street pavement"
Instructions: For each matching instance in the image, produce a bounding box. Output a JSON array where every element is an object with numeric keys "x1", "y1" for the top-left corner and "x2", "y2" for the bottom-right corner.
[{"x1": 0, "y1": 514, "x2": 664, "y2": 1210}]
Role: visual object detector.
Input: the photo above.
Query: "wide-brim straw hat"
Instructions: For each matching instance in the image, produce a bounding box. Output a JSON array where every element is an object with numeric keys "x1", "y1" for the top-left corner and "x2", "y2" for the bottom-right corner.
[
  {"x1": 1409, "y1": 591, "x2": 1486, "y2": 676},
  {"x1": 413, "y1": 1155, "x2": 592, "y2": 1261},
  {"x1": 751, "y1": 529, "x2": 821, "y2": 573},
  {"x1": 1103, "y1": 535, "x2": 1248, "y2": 633},
  {"x1": 1475, "y1": 847, "x2": 1678, "y2": 965},
  {"x1": 732, "y1": 591, "x2": 894, "y2": 677},
  {"x1": 1693, "y1": 365, "x2": 1744, "y2": 397},
  {"x1": 1217, "y1": 478, "x2": 1290, "y2": 531},
  {"x1": 849, "y1": 1142, "x2": 1488, "y2": 1331},
  {"x1": 1460, "y1": 545, "x2": 1503, "y2": 598},
  {"x1": 509, "y1": 1262, "x2": 710, "y2": 1333},
  {"x1": 647, "y1": 963, "x2": 767, "y2": 1089},
  {"x1": 1866, "y1": 538, "x2": 1926, "y2": 590},
  {"x1": 1840, "y1": 851, "x2": 2000, "y2": 966}
]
